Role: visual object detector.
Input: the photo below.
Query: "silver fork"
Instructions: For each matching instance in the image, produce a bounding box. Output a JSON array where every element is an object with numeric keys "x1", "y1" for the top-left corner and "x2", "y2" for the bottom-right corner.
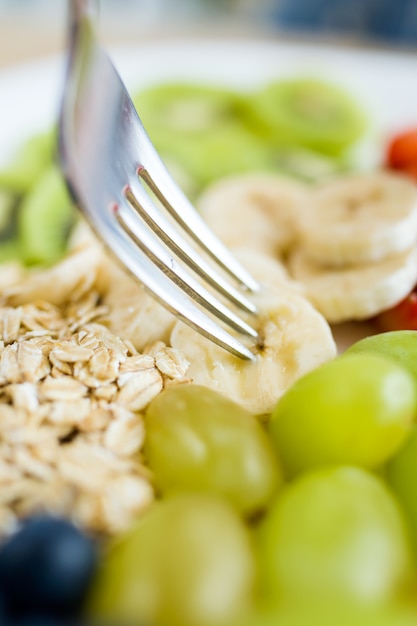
[{"x1": 58, "y1": 0, "x2": 260, "y2": 360}]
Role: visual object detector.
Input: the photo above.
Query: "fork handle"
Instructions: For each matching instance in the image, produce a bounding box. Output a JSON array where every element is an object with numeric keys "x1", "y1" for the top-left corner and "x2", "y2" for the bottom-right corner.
[{"x1": 69, "y1": 0, "x2": 99, "y2": 27}]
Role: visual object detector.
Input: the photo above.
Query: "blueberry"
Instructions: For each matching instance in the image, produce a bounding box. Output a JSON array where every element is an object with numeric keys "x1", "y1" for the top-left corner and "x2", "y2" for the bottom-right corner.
[
  {"x1": 0, "y1": 516, "x2": 97, "y2": 620},
  {"x1": 12, "y1": 617, "x2": 76, "y2": 626},
  {"x1": 11, "y1": 617, "x2": 91, "y2": 626}
]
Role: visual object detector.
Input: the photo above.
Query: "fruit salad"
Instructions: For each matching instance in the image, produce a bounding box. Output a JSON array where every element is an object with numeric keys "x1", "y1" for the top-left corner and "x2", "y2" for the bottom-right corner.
[{"x1": 1, "y1": 71, "x2": 417, "y2": 626}]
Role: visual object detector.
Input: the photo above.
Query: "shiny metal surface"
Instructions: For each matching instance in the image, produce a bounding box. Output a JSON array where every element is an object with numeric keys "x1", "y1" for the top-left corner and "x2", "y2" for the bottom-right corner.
[{"x1": 59, "y1": 0, "x2": 260, "y2": 360}]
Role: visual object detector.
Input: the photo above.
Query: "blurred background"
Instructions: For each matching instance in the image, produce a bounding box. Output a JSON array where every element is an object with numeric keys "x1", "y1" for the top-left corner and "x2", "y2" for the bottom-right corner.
[{"x1": 0, "y1": 0, "x2": 416, "y2": 68}]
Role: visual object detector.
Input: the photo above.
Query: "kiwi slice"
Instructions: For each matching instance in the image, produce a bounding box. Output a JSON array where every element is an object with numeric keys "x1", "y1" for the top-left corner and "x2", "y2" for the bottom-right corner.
[
  {"x1": 0, "y1": 190, "x2": 17, "y2": 235},
  {"x1": 154, "y1": 124, "x2": 275, "y2": 190},
  {"x1": 134, "y1": 82, "x2": 248, "y2": 139},
  {"x1": 18, "y1": 165, "x2": 76, "y2": 266},
  {"x1": 0, "y1": 240, "x2": 22, "y2": 264},
  {"x1": 134, "y1": 83, "x2": 266, "y2": 191},
  {"x1": 248, "y1": 78, "x2": 367, "y2": 156},
  {"x1": 0, "y1": 130, "x2": 55, "y2": 195},
  {"x1": 0, "y1": 191, "x2": 22, "y2": 264},
  {"x1": 268, "y1": 146, "x2": 345, "y2": 183}
]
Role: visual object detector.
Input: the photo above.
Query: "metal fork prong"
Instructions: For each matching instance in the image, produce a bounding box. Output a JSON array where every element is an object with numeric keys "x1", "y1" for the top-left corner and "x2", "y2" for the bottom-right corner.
[
  {"x1": 115, "y1": 200, "x2": 259, "y2": 340},
  {"x1": 137, "y1": 164, "x2": 260, "y2": 293},
  {"x1": 60, "y1": 0, "x2": 261, "y2": 361},
  {"x1": 124, "y1": 184, "x2": 258, "y2": 316},
  {"x1": 110, "y1": 222, "x2": 257, "y2": 360}
]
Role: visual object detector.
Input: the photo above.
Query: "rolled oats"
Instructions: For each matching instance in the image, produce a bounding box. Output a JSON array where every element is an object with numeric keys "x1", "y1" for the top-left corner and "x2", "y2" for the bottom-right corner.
[
  {"x1": 39, "y1": 376, "x2": 89, "y2": 402},
  {"x1": 0, "y1": 344, "x2": 20, "y2": 384},
  {"x1": 117, "y1": 369, "x2": 163, "y2": 412},
  {"x1": 50, "y1": 342, "x2": 95, "y2": 363},
  {"x1": 154, "y1": 345, "x2": 190, "y2": 380},
  {"x1": 17, "y1": 341, "x2": 49, "y2": 383},
  {"x1": 0, "y1": 307, "x2": 23, "y2": 344},
  {"x1": 0, "y1": 246, "x2": 190, "y2": 535},
  {"x1": 6, "y1": 382, "x2": 39, "y2": 414},
  {"x1": 104, "y1": 414, "x2": 145, "y2": 457}
]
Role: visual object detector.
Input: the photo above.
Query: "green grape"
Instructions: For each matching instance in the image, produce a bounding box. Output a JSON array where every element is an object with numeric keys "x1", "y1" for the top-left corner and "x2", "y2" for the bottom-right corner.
[
  {"x1": 89, "y1": 493, "x2": 255, "y2": 626},
  {"x1": 256, "y1": 466, "x2": 413, "y2": 607},
  {"x1": 232, "y1": 603, "x2": 417, "y2": 626},
  {"x1": 145, "y1": 384, "x2": 282, "y2": 516},
  {"x1": 345, "y1": 331, "x2": 417, "y2": 392},
  {"x1": 386, "y1": 427, "x2": 417, "y2": 553},
  {"x1": 269, "y1": 354, "x2": 416, "y2": 477}
]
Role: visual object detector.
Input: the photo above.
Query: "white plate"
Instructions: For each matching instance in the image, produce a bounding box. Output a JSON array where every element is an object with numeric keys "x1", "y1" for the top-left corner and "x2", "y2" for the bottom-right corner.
[
  {"x1": 0, "y1": 37, "x2": 416, "y2": 348},
  {"x1": 1, "y1": 37, "x2": 417, "y2": 164}
]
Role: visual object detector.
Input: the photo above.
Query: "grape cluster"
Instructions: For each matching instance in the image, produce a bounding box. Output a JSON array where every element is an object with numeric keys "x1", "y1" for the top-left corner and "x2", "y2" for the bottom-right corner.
[
  {"x1": 2, "y1": 331, "x2": 417, "y2": 626},
  {"x1": 88, "y1": 330, "x2": 417, "y2": 626}
]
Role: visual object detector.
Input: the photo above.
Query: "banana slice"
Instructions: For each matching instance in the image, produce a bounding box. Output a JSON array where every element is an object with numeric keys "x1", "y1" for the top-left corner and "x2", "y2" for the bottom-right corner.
[
  {"x1": 100, "y1": 258, "x2": 177, "y2": 352},
  {"x1": 170, "y1": 288, "x2": 336, "y2": 416},
  {"x1": 197, "y1": 173, "x2": 308, "y2": 257},
  {"x1": 298, "y1": 171, "x2": 417, "y2": 267},
  {"x1": 66, "y1": 220, "x2": 177, "y2": 351},
  {"x1": 231, "y1": 247, "x2": 304, "y2": 294},
  {"x1": 288, "y1": 246, "x2": 417, "y2": 323}
]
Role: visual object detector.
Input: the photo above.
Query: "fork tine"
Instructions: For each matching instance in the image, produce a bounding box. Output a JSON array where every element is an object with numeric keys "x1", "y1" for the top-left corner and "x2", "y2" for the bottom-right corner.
[
  {"x1": 108, "y1": 218, "x2": 257, "y2": 361},
  {"x1": 115, "y1": 198, "x2": 259, "y2": 340},
  {"x1": 135, "y1": 145, "x2": 260, "y2": 293},
  {"x1": 124, "y1": 183, "x2": 258, "y2": 315},
  {"x1": 59, "y1": 1, "x2": 260, "y2": 361}
]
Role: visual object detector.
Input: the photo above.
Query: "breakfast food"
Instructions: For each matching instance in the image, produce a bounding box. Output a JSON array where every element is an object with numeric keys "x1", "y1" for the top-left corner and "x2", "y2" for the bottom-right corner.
[
  {"x1": 196, "y1": 168, "x2": 417, "y2": 324},
  {"x1": 134, "y1": 82, "x2": 274, "y2": 192},
  {"x1": 246, "y1": 78, "x2": 367, "y2": 156},
  {"x1": 269, "y1": 353, "x2": 416, "y2": 476},
  {"x1": 18, "y1": 165, "x2": 75, "y2": 266},
  {"x1": 386, "y1": 127, "x2": 417, "y2": 182},
  {"x1": 344, "y1": 329, "x2": 417, "y2": 389},
  {"x1": 256, "y1": 466, "x2": 413, "y2": 605},
  {"x1": 90, "y1": 493, "x2": 256, "y2": 626},
  {"x1": 144, "y1": 384, "x2": 282, "y2": 516},
  {"x1": 288, "y1": 245, "x2": 417, "y2": 322},
  {"x1": 197, "y1": 172, "x2": 308, "y2": 257},
  {"x1": 0, "y1": 516, "x2": 97, "y2": 621},
  {"x1": 170, "y1": 287, "x2": 337, "y2": 415},
  {"x1": 297, "y1": 171, "x2": 417, "y2": 266},
  {"x1": 1, "y1": 71, "x2": 417, "y2": 626}
]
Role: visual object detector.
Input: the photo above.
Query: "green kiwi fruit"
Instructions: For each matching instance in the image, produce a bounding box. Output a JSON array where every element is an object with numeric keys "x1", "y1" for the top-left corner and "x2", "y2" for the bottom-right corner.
[
  {"x1": 0, "y1": 239, "x2": 21, "y2": 264},
  {"x1": 267, "y1": 145, "x2": 345, "y2": 183},
  {"x1": 134, "y1": 82, "x2": 247, "y2": 138},
  {"x1": 0, "y1": 130, "x2": 54, "y2": 194},
  {"x1": 155, "y1": 124, "x2": 275, "y2": 189},
  {"x1": 133, "y1": 83, "x2": 278, "y2": 189},
  {"x1": 18, "y1": 165, "x2": 76, "y2": 266},
  {"x1": 0, "y1": 190, "x2": 17, "y2": 235},
  {"x1": 248, "y1": 78, "x2": 367, "y2": 156}
]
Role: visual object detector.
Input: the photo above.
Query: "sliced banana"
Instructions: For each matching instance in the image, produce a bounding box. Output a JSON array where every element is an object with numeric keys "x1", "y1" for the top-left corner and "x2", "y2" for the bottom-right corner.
[
  {"x1": 288, "y1": 246, "x2": 417, "y2": 323},
  {"x1": 299, "y1": 171, "x2": 417, "y2": 266},
  {"x1": 100, "y1": 258, "x2": 177, "y2": 352},
  {"x1": 170, "y1": 288, "x2": 336, "y2": 416},
  {"x1": 231, "y1": 247, "x2": 304, "y2": 294},
  {"x1": 197, "y1": 173, "x2": 308, "y2": 257}
]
